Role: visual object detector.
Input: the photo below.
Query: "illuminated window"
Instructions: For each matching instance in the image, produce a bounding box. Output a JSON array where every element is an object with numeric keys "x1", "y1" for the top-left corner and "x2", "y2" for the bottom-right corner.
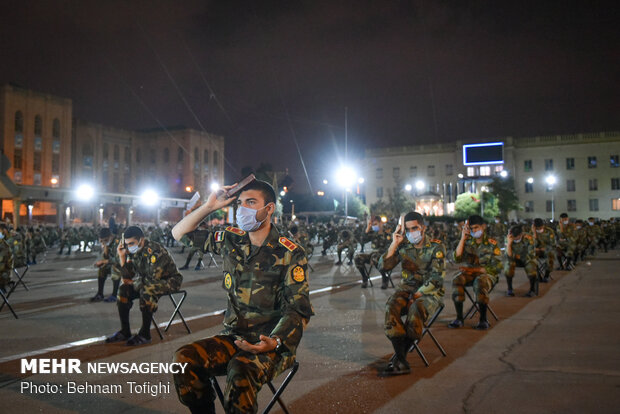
[
  {"x1": 467, "y1": 167, "x2": 475, "y2": 177},
  {"x1": 611, "y1": 155, "x2": 619, "y2": 168},
  {"x1": 494, "y1": 165, "x2": 503, "y2": 173},
  {"x1": 479, "y1": 166, "x2": 491, "y2": 176},
  {"x1": 613, "y1": 199, "x2": 620, "y2": 211},
  {"x1": 588, "y1": 156, "x2": 597, "y2": 168}
]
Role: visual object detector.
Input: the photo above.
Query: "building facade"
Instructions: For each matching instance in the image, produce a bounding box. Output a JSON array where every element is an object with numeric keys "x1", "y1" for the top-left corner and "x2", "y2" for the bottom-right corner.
[{"x1": 364, "y1": 131, "x2": 620, "y2": 220}]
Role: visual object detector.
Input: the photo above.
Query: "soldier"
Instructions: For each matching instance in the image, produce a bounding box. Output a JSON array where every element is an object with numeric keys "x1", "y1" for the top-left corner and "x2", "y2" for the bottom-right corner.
[
  {"x1": 505, "y1": 225, "x2": 537, "y2": 297},
  {"x1": 8, "y1": 229, "x2": 28, "y2": 270},
  {"x1": 171, "y1": 180, "x2": 313, "y2": 414},
  {"x1": 320, "y1": 223, "x2": 338, "y2": 256},
  {"x1": 586, "y1": 217, "x2": 605, "y2": 254},
  {"x1": 90, "y1": 228, "x2": 121, "y2": 302},
  {"x1": 29, "y1": 228, "x2": 47, "y2": 264},
  {"x1": 448, "y1": 215, "x2": 503, "y2": 330},
  {"x1": 379, "y1": 212, "x2": 445, "y2": 375},
  {"x1": 354, "y1": 216, "x2": 392, "y2": 289},
  {"x1": 335, "y1": 229, "x2": 357, "y2": 265},
  {"x1": 532, "y1": 218, "x2": 556, "y2": 282},
  {"x1": 574, "y1": 220, "x2": 588, "y2": 262},
  {"x1": 105, "y1": 226, "x2": 183, "y2": 346},
  {"x1": 556, "y1": 213, "x2": 576, "y2": 270},
  {"x1": 489, "y1": 215, "x2": 507, "y2": 247},
  {"x1": 0, "y1": 224, "x2": 14, "y2": 293}
]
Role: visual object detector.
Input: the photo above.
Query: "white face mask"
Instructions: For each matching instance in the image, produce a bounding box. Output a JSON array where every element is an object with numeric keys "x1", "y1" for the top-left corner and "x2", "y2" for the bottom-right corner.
[
  {"x1": 236, "y1": 204, "x2": 269, "y2": 232},
  {"x1": 495, "y1": 219, "x2": 500, "y2": 223},
  {"x1": 407, "y1": 230, "x2": 423, "y2": 245},
  {"x1": 562, "y1": 220, "x2": 569, "y2": 225},
  {"x1": 471, "y1": 230, "x2": 483, "y2": 239},
  {"x1": 128, "y1": 244, "x2": 140, "y2": 254},
  {"x1": 513, "y1": 237, "x2": 522, "y2": 244},
  {"x1": 536, "y1": 228, "x2": 544, "y2": 233}
]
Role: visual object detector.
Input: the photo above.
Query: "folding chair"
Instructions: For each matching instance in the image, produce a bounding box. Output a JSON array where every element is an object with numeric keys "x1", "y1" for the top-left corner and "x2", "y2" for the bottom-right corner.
[
  {"x1": 408, "y1": 303, "x2": 447, "y2": 366},
  {"x1": 463, "y1": 286, "x2": 499, "y2": 322},
  {"x1": 151, "y1": 290, "x2": 191, "y2": 340},
  {"x1": 11, "y1": 265, "x2": 29, "y2": 292},
  {"x1": 363, "y1": 264, "x2": 395, "y2": 288},
  {"x1": 210, "y1": 359, "x2": 299, "y2": 414},
  {"x1": 0, "y1": 288, "x2": 18, "y2": 318},
  {"x1": 205, "y1": 252, "x2": 219, "y2": 268}
]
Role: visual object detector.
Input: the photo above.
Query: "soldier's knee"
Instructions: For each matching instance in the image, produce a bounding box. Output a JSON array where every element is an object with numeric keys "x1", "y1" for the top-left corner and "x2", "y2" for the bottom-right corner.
[{"x1": 227, "y1": 355, "x2": 260, "y2": 380}]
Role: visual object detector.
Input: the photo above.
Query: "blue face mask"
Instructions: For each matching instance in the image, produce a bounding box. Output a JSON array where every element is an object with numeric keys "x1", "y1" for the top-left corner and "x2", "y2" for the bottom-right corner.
[
  {"x1": 128, "y1": 244, "x2": 140, "y2": 254},
  {"x1": 371, "y1": 225, "x2": 380, "y2": 232},
  {"x1": 0, "y1": 233, "x2": 4, "y2": 240},
  {"x1": 471, "y1": 230, "x2": 483, "y2": 239},
  {"x1": 406, "y1": 230, "x2": 423, "y2": 245},
  {"x1": 236, "y1": 205, "x2": 269, "y2": 232}
]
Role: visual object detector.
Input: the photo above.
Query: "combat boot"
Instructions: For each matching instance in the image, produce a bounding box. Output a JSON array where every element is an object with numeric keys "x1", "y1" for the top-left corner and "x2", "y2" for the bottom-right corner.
[{"x1": 448, "y1": 302, "x2": 465, "y2": 328}]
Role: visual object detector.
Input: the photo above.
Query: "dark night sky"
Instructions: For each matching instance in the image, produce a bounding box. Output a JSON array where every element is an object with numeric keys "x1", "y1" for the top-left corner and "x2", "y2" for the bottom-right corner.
[{"x1": 1, "y1": 1, "x2": 618, "y2": 192}]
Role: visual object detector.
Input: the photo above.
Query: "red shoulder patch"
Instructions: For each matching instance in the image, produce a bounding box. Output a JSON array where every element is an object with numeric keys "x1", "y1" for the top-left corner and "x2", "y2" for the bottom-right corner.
[
  {"x1": 279, "y1": 236, "x2": 298, "y2": 252},
  {"x1": 488, "y1": 238, "x2": 497, "y2": 245},
  {"x1": 225, "y1": 226, "x2": 246, "y2": 236},
  {"x1": 430, "y1": 239, "x2": 442, "y2": 244}
]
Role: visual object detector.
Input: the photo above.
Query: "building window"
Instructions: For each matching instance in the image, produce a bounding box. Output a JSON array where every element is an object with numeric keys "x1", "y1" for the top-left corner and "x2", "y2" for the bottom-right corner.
[
  {"x1": 34, "y1": 137, "x2": 42, "y2": 151},
  {"x1": 52, "y1": 140, "x2": 60, "y2": 153},
  {"x1": 376, "y1": 168, "x2": 383, "y2": 179},
  {"x1": 35, "y1": 115, "x2": 43, "y2": 136},
  {"x1": 409, "y1": 166, "x2": 417, "y2": 177},
  {"x1": 376, "y1": 187, "x2": 383, "y2": 198},
  {"x1": 14, "y1": 111, "x2": 24, "y2": 133},
  {"x1": 524, "y1": 201, "x2": 534, "y2": 212},
  {"x1": 525, "y1": 182, "x2": 533, "y2": 193},
  {"x1": 51, "y1": 174, "x2": 59, "y2": 188},
  {"x1": 524, "y1": 160, "x2": 532, "y2": 172},
  {"x1": 446, "y1": 164, "x2": 453, "y2": 176},
  {"x1": 613, "y1": 199, "x2": 620, "y2": 211},
  {"x1": 546, "y1": 200, "x2": 553, "y2": 212},
  {"x1": 393, "y1": 167, "x2": 400, "y2": 179},
  {"x1": 194, "y1": 148, "x2": 200, "y2": 173},
  {"x1": 479, "y1": 166, "x2": 491, "y2": 176},
  {"x1": 213, "y1": 151, "x2": 218, "y2": 167},
  {"x1": 177, "y1": 147, "x2": 184, "y2": 163},
  {"x1": 52, "y1": 154, "x2": 60, "y2": 174},
  {"x1": 114, "y1": 145, "x2": 120, "y2": 169},
  {"x1": 33, "y1": 152, "x2": 42, "y2": 172},
  {"x1": 33, "y1": 173, "x2": 41, "y2": 186},
  {"x1": 566, "y1": 179, "x2": 575, "y2": 192},
  {"x1": 103, "y1": 143, "x2": 109, "y2": 160},
  {"x1": 589, "y1": 179, "x2": 598, "y2": 191},
  {"x1": 163, "y1": 148, "x2": 170, "y2": 163},
  {"x1": 203, "y1": 150, "x2": 209, "y2": 173},
  {"x1": 136, "y1": 148, "x2": 141, "y2": 164},
  {"x1": 14, "y1": 171, "x2": 22, "y2": 184},
  {"x1": 589, "y1": 199, "x2": 599, "y2": 212},
  {"x1": 13, "y1": 149, "x2": 22, "y2": 169},
  {"x1": 567, "y1": 199, "x2": 577, "y2": 212},
  {"x1": 467, "y1": 167, "x2": 476, "y2": 177},
  {"x1": 612, "y1": 178, "x2": 620, "y2": 190},
  {"x1": 52, "y1": 119, "x2": 60, "y2": 139},
  {"x1": 428, "y1": 165, "x2": 435, "y2": 177},
  {"x1": 14, "y1": 133, "x2": 23, "y2": 148},
  {"x1": 611, "y1": 155, "x2": 619, "y2": 168},
  {"x1": 544, "y1": 159, "x2": 554, "y2": 171},
  {"x1": 566, "y1": 158, "x2": 575, "y2": 170},
  {"x1": 588, "y1": 156, "x2": 597, "y2": 168}
]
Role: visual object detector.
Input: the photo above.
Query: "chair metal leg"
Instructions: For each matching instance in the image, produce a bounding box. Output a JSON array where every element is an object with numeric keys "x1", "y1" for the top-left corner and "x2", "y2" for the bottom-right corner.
[
  {"x1": 0, "y1": 289, "x2": 18, "y2": 318},
  {"x1": 262, "y1": 361, "x2": 299, "y2": 414},
  {"x1": 166, "y1": 291, "x2": 191, "y2": 333}
]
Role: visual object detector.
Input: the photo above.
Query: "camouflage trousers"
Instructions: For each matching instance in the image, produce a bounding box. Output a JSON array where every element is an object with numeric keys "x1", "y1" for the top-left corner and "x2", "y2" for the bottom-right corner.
[
  {"x1": 452, "y1": 271, "x2": 497, "y2": 305},
  {"x1": 504, "y1": 258, "x2": 537, "y2": 281},
  {"x1": 536, "y1": 249, "x2": 555, "y2": 270},
  {"x1": 354, "y1": 251, "x2": 381, "y2": 274},
  {"x1": 97, "y1": 266, "x2": 121, "y2": 282},
  {"x1": 337, "y1": 243, "x2": 356, "y2": 261},
  {"x1": 0, "y1": 271, "x2": 10, "y2": 291},
  {"x1": 117, "y1": 275, "x2": 182, "y2": 313},
  {"x1": 173, "y1": 335, "x2": 281, "y2": 414},
  {"x1": 385, "y1": 289, "x2": 441, "y2": 341}
]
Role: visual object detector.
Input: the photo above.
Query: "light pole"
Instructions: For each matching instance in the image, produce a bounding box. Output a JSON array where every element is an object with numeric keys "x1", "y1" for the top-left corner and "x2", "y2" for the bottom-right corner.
[{"x1": 545, "y1": 175, "x2": 556, "y2": 221}]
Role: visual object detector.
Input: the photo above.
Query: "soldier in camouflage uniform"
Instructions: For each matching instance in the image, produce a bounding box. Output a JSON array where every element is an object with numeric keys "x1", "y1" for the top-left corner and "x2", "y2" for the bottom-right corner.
[
  {"x1": 171, "y1": 180, "x2": 313, "y2": 414},
  {"x1": 532, "y1": 218, "x2": 556, "y2": 282},
  {"x1": 489, "y1": 216, "x2": 507, "y2": 248},
  {"x1": 90, "y1": 228, "x2": 122, "y2": 302},
  {"x1": 556, "y1": 213, "x2": 576, "y2": 270},
  {"x1": 8, "y1": 229, "x2": 28, "y2": 269},
  {"x1": 378, "y1": 212, "x2": 445, "y2": 375},
  {"x1": 586, "y1": 217, "x2": 605, "y2": 254},
  {"x1": 29, "y1": 228, "x2": 47, "y2": 264},
  {"x1": 335, "y1": 228, "x2": 357, "y2": 265},
  {"x1": 179, "y1": 222, "x2": 207, "y2": 271},
  {"x1": 105, "y1": 226, "x2": 183, "y2": 346},
  {"x1": 355, "y1": 216, "x2": 393, "y2": 289},
  {"x1": 0, "y1": 224, "x2": 14, "y2": 293},
  {"x1": 505, "y1": 225, "x2": 537, "y2": 297},
  {"x1": 320, "y1": 223, "x2": 338, "y2": 255},
  {"x1": 449, "y1": 215, "x2": 503, "y2": 330}
]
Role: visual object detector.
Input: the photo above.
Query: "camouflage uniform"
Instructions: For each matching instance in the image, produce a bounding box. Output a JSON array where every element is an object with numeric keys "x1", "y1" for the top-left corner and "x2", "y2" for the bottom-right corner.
[
  {"x1": 534, "y1": 226, "x2": 556, "y2": 271},
  {"x1": 379, "y1": 235, "x2": 445, "y2": 342},
  {"x1": 96, "y1": 236, "x2": 122, "y2": 298},
  {"x1": 354, "y1": 230, "x2": 392, "y2": 287},
  {"x1": 452, "y1": 234, "x2": 503, "y2": 305},
  {"x1": 173, "y1": 225, "x2": 313, "y2": 414},
  {"x1": 30, "y1": 230, "x2": 47, "y2": 264},
  {"x1": 118, "y1": 239, "x2": 183, "y2": 314},
  {"x1": 556, "y1": 223, "x2": 577, "y2": 268},
  {"x1": 8, "y1": 232, "x2": 28, "y2": 268},
  {"x1": 336, "y1": 230, "x2": 357, "y2": 264},
  {"x1": 504, "y1": 233, "x2": 536, "y2": 286},
  {"x1": 0, "y1": 238, "x2": 14, "y2": 291},
  {"x1": 489, "y1": 220, "x2": 507, "y2": 247}
]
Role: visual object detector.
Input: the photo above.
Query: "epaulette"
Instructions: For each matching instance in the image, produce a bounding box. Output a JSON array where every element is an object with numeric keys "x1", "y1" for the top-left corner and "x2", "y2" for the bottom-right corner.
[
  {"x1": 488, "y1": 238, "x2": 497, "y2": 245},
  {"x1": 225, "y1": 226, "x2": 246, "y2": 236},
  {"x1": 524, "y1": 234, "x2": 533, "y2": 240},
  {"x1": 430, "y1": 239, "x2": 442, "y2": 244},
  {"x1": 278, "y1": 236, "x2": 298, "y2": 252}
]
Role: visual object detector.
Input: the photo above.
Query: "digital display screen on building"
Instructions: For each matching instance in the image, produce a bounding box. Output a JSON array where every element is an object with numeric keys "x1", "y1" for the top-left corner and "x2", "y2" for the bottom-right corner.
[{"x1": 462, "y1": 142, "x2": 504, "y2": 165}]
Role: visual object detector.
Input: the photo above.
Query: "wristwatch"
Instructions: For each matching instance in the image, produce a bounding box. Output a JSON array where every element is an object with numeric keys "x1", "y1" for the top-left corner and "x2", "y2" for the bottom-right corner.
[{"x1": 271, "y1": 336, "x2": 282, "y2": 351}]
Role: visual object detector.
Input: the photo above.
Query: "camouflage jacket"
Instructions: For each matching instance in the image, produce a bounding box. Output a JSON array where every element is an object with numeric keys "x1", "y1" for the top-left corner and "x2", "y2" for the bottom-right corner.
[
  {"x1": 489, "y1": 222, "x2": 507, "y2": 242},
  {"x1": 534, "y1": 226, "x2": 556, "y2": 250},
  {"x1": 181, "y1": 224, "x2": 313, "y2": 355},
  {"x1": 0, "y1": 239, "x2": 14, "y2": 277},
  {"x1": 8, "y1": 233, "x2": 27, "y2": 268},
  {"x1": 586, "y1": 224, "x2": 603, "y2": 242},
  {"x1": 379, "y1": 234, "x2": 446, "y2": 299},
  {"x1": 454, "y1": 233, "x2": 503, "y2": 279},
  {"x1": 506, "y1": 233, "x2": 535, "y2": 262},
  {"x1": 363, "y1": 230, "x2": 391, "y2": 252},
  {"x1": 337, "y1": 231, "x2": 358, "y2": 248},
  {"x1": 102, "y1": 237, "x2": 121, "y2": 274},
  {"x1": 120, "y1": 239, "x2": 183, "y2": 287},
  {"x1": 557, "y1": 224, "x2": 577, "y2": 247}
]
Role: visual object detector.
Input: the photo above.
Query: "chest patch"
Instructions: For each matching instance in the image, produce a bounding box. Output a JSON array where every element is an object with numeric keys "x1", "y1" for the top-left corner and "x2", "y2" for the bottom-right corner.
[
  {"x1": 292, "y1": 265, "x2": 305, "y2": 283},
  {"x1": 151, "y1": 255, "x2": 157, "y2": 264}
]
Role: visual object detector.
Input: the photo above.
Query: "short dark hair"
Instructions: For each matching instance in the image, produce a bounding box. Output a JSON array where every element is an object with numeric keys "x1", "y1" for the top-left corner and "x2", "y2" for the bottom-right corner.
[
  {"x1": 509, "y1": 225, "x2": 522, "y2": 237},
  {"x1": 99, "y1": 227, "x2": 111, "y2": 238},
  {"x1": 240, "y1": 179, "x2": 276, "y2": 205},
  {"x1": 124, "y1": 226, "x2": 144, "y2": 239},
  {"x1": 468, "y1": 215, "x2": 485, "y2": 226},
  {"x1": 404, "y1": 212, "x2": 424, "y2": 224},
  {"x1": 560, "y1": 213, "x2": 568, "y2": 218},
  {"x1": 290, "y1": 225, "x2": 298, "y2": 235},
  {"x1": 534, "y1": 218, "x2": 544, "y2": 227},
  {"x1": 0, "y1": 224, "x2": 7, "y2": 232}
]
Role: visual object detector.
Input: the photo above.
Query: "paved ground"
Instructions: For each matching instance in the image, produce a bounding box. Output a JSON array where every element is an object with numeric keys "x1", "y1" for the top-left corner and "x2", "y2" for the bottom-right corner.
[{"x1": 1, "y1": 244, "x2": 619, "y2": 413}]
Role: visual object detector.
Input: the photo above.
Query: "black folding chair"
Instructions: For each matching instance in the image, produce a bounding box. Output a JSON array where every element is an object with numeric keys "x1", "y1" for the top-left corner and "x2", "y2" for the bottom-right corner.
[
  {"x1": 463, "y1": 285, "x2": 499, "y2": 322},
  {"x1": 205, "y1": 252, "x2": 219, "y2": 268},
  {"x1": 11, "y1": 265, "x2": 29, "y2": 292},
  {"x1": 151, "y1": 290, "x2": 191, "y2": 340},
  {"x1": 210, "y1": 360, "x2": 299, "y2": 414},
  {"x1": 408, "y1": 303, "x2": 447, "y2": 366},
  {"x1": 0, "y1": 288, "x2": 18, "y2": 318}
]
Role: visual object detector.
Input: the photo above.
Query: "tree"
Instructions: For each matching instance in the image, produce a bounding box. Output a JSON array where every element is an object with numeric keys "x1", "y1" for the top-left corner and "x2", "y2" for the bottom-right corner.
[
  {"x1": 487, "y1": 176, "x2": 521, "y2": 218},
  {"x1": 455, "y1": 192, "x2": 499, "y2": 221},
  {"x1": 335, "y1": 194, "x2": 369, "y2": 219}
]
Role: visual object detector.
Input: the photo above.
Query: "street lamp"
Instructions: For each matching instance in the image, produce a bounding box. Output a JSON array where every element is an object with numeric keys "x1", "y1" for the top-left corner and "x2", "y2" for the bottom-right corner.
[
  {"x1": 415, "y1": 180, "x2": 425, "y2": 191},
  {"x1": 210, "y1": 182, "x2": 220, "y2": 192},
  {"x1": 75, "y1": 184, "x2": 95, "y2": 202},
  {"x1": 323, "y1": 179, "x2": 328, "y2": 185},
  {"x1": 527, "y1": 177, "x2": 534, "y2": 184},
  {"x1": 545, "y1": 175, "x2": 556, "y2": 221},
  {"x1": 335, "y1": 165, "x2": 358, "y2": 217},
  {"x1": 140, "y1": 189, "x2": 159, "y2": 207},
  {"x1": 500, "y1": 170, "x2": 508, "y2": 178},
  {"x1": 404, "y1": 184, "x2": 412, "y2": 192}
]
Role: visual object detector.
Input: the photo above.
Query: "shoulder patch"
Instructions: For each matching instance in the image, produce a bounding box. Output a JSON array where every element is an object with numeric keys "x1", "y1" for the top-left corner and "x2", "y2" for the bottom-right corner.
[
  {"x1": 291, "y1": 265, "x2": 306, "y2": 283},
  {"x1": 279, "y1": 236, "x2": 298, "y2": 252},
  {"x1": 150, "y1": 255, "x2": 157, "y2": 264},
  {"x1": 224, "y1": 272, "x2": 232, "y2": 289},
  {"x1": 431, "y1": 239, "x2": 442, "y2": 244},
  {"x1": 214, "y1": 231, "x2": 224, "y2": 242},
  {"x1": 488, "y1": 238, "x2": 497, "y2": 245},
  {"x1": 226, "y1": 226, "x2": 246, "y2": 236},
  {"x1": 494, "y1": 247, "x2": 501, "y2": 256}
]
